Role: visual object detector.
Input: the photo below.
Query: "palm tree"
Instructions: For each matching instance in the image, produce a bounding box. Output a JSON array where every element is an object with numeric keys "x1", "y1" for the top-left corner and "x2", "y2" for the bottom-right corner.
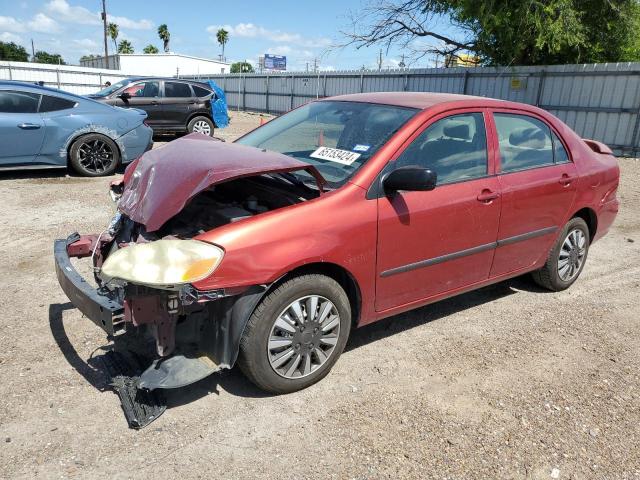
[
  {"x1": 143, "y1": 44, "x2": 159, "y2": 54},
  {"x1": 158, "y1": 24, "x2": 170, "y2": 53},
  {"x1": 117, "y1": 40, "x2": 134, "y2": 54},
  {"x1": 108, "y1": 23, "x2": 119, "y2": 54},
  {"x1": 216, "y1": 28, "x2": 229, "y2": 61}
]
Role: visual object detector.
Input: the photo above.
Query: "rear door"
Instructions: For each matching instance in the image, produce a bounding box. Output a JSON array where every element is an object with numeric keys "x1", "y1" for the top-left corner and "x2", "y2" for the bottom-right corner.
[
  {"x1": 161, "y1": 81, "x2": 196, "y2": 129},
  {"x1": 0, "y1": 90, "x2": 45, "y2": 165},
  {"x1": 375, "y1": 110, "x2": 502, "y2": 312},
  {"x1": 489, "y1": 111, "x2": 578, "y2": 277}
]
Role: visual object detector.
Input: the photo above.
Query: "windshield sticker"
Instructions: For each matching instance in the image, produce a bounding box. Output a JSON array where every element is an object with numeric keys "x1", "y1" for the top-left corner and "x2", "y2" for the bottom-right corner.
[
  {"x1": 353, "y1": 144, "x2": 370, "y2": 152},
  {"x1": 310, "y1": 147, "x2": 361, "y2": 165}
]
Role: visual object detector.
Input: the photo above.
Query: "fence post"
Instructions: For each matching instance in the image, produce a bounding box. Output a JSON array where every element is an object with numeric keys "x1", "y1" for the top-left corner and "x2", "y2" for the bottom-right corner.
[
  {"x1": 630, "y1": 92, "x2": 640, "y2": 157},
  {"x1": 462, "y1": 70, "x2": 470, "y2": 95},
  {"x1": 535, "y1": 70, "x2": 546, "y2": 106},
  {"x1": 265, "y1": 75, "x2": 270, "y2": 114},
  {"x1": 323, "y1": 74, "x2": 327, "y2": 98},
  {"x1": 403, "y1": 73, "x2": 408, "y2": 91},
  {"x1": 56, "y1": 68, "x2": 61, "y2": 89},
  {"x1": 7, "y1": 65, "x2": 12, "y2": 80},
  {"x1": 99, "y1": 72, "x2": 102, "y2": 88},
  {"x1": 360, "y1": 72, "x2": 364, "y2": 93},
  {"x1": 290, "y1": 74, "x2": 295, "y2": 110}
]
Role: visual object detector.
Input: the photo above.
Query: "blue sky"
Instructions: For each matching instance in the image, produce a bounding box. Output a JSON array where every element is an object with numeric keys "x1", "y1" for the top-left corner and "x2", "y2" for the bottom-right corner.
[{"x1": 0, "y1": 0, "x2": 448, "y2": 71}]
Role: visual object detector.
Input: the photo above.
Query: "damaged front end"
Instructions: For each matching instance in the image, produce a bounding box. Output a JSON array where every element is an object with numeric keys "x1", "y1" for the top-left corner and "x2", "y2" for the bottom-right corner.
[{"x1": 54, "y1": 135, "x2": 325, "y2": 401}]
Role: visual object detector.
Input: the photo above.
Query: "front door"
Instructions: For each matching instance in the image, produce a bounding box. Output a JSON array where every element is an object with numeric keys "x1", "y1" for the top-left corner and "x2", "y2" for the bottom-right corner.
[
  {"x1": 376, "y1": 111, "x2": 502, "y2": 312},
  {"x1": 114, "y1": 81, "x2": 163, "y2": 126},
  {"x1": 0, "y1": 90, "x2": 45, "y2": 166},
  {"x1": 489, "y1": 111, "x2": 578, "y2": 277}
]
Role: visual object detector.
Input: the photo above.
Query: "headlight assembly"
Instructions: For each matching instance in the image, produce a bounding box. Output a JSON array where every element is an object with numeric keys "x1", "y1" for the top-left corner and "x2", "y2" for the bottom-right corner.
[{"x1": 101, "y1": 240, "x2": 224, "y2": 287}]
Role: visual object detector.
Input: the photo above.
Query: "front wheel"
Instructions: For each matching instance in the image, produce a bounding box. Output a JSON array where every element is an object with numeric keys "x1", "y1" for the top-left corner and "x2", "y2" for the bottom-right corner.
[
  {"x1": 187, "y1": 116, "x2": 214, "y2": 136},
  {"x1": 532, "y1": 217, "x2": 590, "y2": 291},
  {"x1": 238, "y1": 274, "x2": 352, "y2": 394}
]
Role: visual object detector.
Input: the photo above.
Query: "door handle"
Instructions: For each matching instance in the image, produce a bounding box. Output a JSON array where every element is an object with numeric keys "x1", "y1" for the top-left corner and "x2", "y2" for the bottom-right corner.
[
  {"x1": 150, "y1": 101, "x2": 159, "y2": 105},
  {"x1": 558, "y1": 173, "x2": 577, "y2": 186},
  {"x1": 18, "y1": 123, "x2": 41, "y2": 130},
  {"x1": 477, "y1": 190, "x2": 500, "y2": 203}
]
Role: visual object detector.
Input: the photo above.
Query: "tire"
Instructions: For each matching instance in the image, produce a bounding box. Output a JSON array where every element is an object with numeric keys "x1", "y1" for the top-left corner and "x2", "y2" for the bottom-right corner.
[
  {"x1": 69, "y1": 133, "x2": 120, "y2": 177},
  {"x1": 532, "y1": 217, "x2": 590, "y2": 291},
  {"x1": 187, "y1": 116, "x2": 214, "y2": 136},
  {"x1": 238, "y1": 274, "x2": 352, "y2": 394}
]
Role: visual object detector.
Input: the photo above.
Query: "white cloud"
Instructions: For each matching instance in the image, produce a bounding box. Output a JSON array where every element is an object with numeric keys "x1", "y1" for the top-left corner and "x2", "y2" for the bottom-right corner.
[
  {"x1": 0, "y1": 31, "x2": 23, "y2": 43},
  {"x1": 45, "y1": 0, "x2": 152, "y2": 30},
  {"x1": 108, "y1": 15, "x2": 153, "y2": 30},
  {"x1": 28, "y1": 13, "x2": 61, "y2": 33},
  {"x1": 73, "y1": 38, "x2": 98, "y2": 49},
  {"x1": 0, "y1": 15, "x2": 26, "y2": 32},
  {"x1": 45, "y1": 0, "x2": 100, "y2": 25},
  {"x1": 206, "y1": 23, "x2": 330, "y2": 48}
]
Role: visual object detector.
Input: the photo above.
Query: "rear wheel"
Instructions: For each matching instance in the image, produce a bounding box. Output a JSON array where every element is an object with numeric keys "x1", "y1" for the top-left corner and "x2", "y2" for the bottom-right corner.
[
  {"x1": 69, "y1": 134, "x2": 120, "y2": 176},
  {"x1": 532, "y1": 217, "x2": 590, "y2": 291},
  {"x1": 238, "y1": 274, "x2": 351, "y2": 394},
  {"x1": 187, "y1": 116, "x2": 214, "y2": 136}
]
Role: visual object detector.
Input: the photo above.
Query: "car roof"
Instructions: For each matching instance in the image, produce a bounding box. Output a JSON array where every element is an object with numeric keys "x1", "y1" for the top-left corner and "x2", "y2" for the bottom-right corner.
[
  {"x1": 124, "y1": 77, "x2": 210, "y2": 85},
  {"x1": 324, "y1": 92, "x2": 510, "y2": 110},
  {"x1": 0, "y1": 80, "x2": 90, "y2": 100}
]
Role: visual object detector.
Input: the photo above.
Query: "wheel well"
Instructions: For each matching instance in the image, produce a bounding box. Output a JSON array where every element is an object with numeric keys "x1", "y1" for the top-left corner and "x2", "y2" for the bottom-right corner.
[
  {"x1": 572, "y1": 207, "x2": 597, "y2": 241},
  {"x1": 186, "y1": 112, "x2": 215, "y2": 128},
  {"x1": 66, "y1": 132, "x2": 121, "y2": 166},
  {"x1": 267, "y1": 263, "x2": 362, "y2": 327}
]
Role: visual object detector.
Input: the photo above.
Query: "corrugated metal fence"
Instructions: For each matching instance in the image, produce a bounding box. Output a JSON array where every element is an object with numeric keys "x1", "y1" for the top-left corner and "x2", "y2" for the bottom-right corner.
[{"x1": 187, "y1": 63, "x2": 640, "y2": 156}]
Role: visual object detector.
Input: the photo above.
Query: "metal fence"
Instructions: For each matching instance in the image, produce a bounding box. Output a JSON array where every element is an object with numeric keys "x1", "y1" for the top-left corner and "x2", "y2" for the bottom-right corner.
[
  {"x1": 0, "y1": 61, "x2": 131, "y2": 95},
  {"x1": 187, "y1": 63, "x2": 640, "y2": 156}
]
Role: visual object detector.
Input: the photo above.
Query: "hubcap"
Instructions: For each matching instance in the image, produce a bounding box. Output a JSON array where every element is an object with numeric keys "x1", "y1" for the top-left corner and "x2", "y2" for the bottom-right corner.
[
  {"x1": 267, "y1": 295, "x2": 340, "y2": 379},
  {"x1": 558, "y1": 228, "x2": 586, "y2": 281},
  {"x1": 78, "y1": 139, "x2": 114, "y2": 173},
  {"x1": 192, "y1": 120, "x2": 211, "y2": 135}
]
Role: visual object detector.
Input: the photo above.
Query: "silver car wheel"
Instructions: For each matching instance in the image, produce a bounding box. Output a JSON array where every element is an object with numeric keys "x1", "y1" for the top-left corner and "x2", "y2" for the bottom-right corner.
[
  {"x1": 267, "y1": 295, "x2": 341, "y2": 379},
  {"x1": 192, "y1": 120, "x2": 211, "y2": 135},
  {"x1": 558, "y1": 228, "x2": 587, "y2": 281}
]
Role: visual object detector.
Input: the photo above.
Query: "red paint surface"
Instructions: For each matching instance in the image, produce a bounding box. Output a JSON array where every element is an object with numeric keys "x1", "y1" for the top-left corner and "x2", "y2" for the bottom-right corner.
[{"x1": 124, "y1": 93, "x2": 619, "y2": 327}]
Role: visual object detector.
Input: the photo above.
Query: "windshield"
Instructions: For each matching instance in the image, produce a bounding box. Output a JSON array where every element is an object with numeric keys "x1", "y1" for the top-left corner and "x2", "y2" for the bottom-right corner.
[
  {"x1": 236, "y1": 101, "x2": 418, "y2": 188},
  {"x1": 92, "y1": 79, "x2": 135, "y2": 97}
]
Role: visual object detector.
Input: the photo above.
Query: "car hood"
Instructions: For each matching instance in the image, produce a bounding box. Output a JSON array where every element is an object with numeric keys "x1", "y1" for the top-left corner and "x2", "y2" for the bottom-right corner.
[{"x1": 118, "y1": 133, "x2": 325, "y2": 232}]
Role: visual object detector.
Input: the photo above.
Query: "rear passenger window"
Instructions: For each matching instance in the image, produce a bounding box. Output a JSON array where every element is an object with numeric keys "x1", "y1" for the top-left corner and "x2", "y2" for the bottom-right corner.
[
  {"x1": 395, "y1": 113, "x2": 488, "y2": 185},
  {"x1": 0, "y1": 90, "x2": 40, "y2": 113},
  {"x1": 39, "y1": 95, "x2": 76, "y2": 112},
  {"x1": 164, "y1": 82, "x2": 192, "y2": 97},
  {"x1": 552, "y1": 132, "x2": 570, "y2": 163},
  {"x1": 494, "y1": 114, "x2": 554, "y2": 172},
  {"x1": 193, "y1": 85, "x2": 212, "y2": 98}
]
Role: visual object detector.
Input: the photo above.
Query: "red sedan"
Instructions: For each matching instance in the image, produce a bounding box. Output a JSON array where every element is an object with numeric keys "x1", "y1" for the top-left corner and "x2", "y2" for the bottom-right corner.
[{"x1": 55, "y1": 92, "x2": 619, "y2": 407}]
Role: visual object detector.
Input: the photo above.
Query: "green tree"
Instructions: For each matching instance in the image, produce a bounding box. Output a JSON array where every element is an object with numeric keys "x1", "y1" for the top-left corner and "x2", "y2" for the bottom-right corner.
[
  {"x1": 33, "y1": 50, "x2": 66, "y2": 64},
  {"x1": 143, "y1": 44, "x2": 159, "y2": 54},
  {"x1": 344, "y1": 0, "x2": 640, "y2": 65},
  {"x1": 0, "y1": 41, "x2": 29, "y2": 61},
  {"x1": 230, "y1": 61, "x2": 254, "y2": 73},
  {"x1": 117, "y1": 40, "x2": 134, "y2": 54},
  {"x1": 216, "y1": 28, "x2": 229, "y2": 60},
  {"x1": 158, "y1": 24, "x2": 170, "y2": 52},
  {"x1": 108, "y1": 23, "x2": 119, "y2": 54},
  {"x1": 79, "y1": 54, "x2": 98, "y2": 62}
]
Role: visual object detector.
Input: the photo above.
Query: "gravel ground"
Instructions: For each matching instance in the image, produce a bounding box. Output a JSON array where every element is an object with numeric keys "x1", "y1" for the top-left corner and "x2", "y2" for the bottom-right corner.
[{"x1": 0, "y1": 111, "x2": 639, "y2": 479}]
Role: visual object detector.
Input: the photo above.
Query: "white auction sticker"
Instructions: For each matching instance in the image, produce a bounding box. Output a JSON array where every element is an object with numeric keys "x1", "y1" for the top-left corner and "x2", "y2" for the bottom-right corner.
[{"x1": 310, "y1": 147, "x2": 361, "y2": 165}]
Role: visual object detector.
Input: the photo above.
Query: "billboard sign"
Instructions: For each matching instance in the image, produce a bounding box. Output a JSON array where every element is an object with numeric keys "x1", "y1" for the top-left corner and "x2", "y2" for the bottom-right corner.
[{"x1": 264, "y1": 54, "x2": 287, "y2": 71}]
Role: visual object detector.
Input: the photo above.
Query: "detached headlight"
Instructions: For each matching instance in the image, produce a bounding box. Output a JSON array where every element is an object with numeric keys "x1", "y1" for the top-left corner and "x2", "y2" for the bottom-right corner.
[{"x1": 101, "y1": 240, "x2": 224, "y2": 287}]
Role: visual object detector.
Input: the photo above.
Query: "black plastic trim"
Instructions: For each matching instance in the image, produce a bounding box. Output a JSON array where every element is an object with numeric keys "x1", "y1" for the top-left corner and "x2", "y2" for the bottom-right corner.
[{"x1": 496, "y1": 226, "x2": 558, "y2": 247}]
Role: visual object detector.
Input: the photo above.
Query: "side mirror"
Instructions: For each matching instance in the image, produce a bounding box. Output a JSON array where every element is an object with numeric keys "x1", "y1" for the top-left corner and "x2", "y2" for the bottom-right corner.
[
  {"x1": 383, "y1": 167, "x2": 437, "y2": 194},
  {"x1": 118, "y1": 92, "x2": 131, "y2": 101}
]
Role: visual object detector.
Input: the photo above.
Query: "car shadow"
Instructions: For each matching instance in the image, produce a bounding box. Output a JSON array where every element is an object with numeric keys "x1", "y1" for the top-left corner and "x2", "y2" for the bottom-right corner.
[
  {"x1": 48, "y1": 275, "x2": 547, "y2": 414},
  {"x1": 0, "y1": 168, "x2": 69, "y2": 182}
]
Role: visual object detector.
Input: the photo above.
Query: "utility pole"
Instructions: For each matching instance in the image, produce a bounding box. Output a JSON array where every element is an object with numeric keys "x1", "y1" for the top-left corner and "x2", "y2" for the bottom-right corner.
[
  {"x1": 306, "y1": 62, "x2": 309, "y2": 72},
  {"x1": 30, "y1": 39, "x2": 35, "y2": 61},
  {"x1": 399, "y1": 54, "x2": 406, "y2": 69},
  {"x1": 377, "y1": 49, "x2": 383, "y2": 71},
  {"x1": 101, "y1": 0, "x2": 110, "y2": 69},
  {"x1": 313, "y1": 58, "x2": 318, "y2": 73}
]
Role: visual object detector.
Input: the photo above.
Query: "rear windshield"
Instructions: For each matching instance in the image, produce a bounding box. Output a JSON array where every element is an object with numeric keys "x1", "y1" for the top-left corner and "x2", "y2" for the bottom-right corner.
[{"x1": 236, "y1": 101, "x2": 418, "y2": 188}]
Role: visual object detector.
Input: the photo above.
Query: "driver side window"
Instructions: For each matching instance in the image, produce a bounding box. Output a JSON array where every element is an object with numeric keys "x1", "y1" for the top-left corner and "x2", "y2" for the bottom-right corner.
[
  {"x1": 123, "y1": 81, "x2": 159, "y2": 98},
  {"x1": 395, "y1": 113, "x2": 488, "y2": 185}
]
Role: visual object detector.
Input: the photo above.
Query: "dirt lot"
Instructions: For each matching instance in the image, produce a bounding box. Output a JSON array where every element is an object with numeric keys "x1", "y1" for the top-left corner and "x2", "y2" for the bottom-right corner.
[{"x1": 0, "y1": 111, "x2": 639, "y2": 479}]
